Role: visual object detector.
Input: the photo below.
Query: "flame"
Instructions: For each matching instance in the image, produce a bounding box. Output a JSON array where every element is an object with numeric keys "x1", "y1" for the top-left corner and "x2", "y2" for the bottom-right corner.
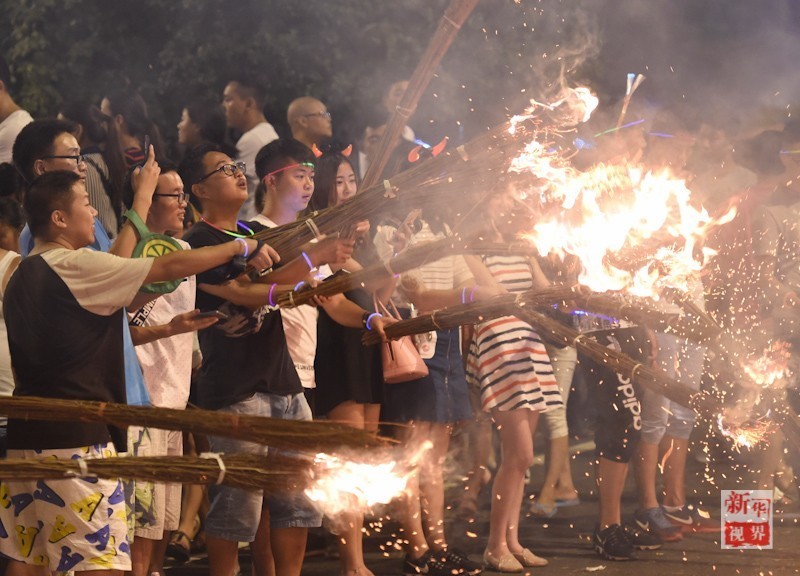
[
  {"x1": 717, "y1": 414, "x2": 774, "y2": 450},
  {"x1": 304, "y1": 441, "x2": 431, "y2": 517},
  {"x1": 740, "y1": 341, "x2": 791, "y2": 388},
  {"x1": 512, "y1": 155, "x2": 736, "y2": 297}
]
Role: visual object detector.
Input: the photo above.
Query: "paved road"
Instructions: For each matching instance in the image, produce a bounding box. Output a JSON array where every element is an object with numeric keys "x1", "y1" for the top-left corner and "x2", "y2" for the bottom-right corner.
[{"x1": 164, "y1": 431, "x2": 800, "y2": 575}]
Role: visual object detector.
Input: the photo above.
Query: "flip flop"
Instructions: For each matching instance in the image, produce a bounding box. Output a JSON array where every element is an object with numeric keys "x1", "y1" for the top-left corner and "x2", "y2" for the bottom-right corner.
[
  {"x1": 555, "y1": 497, "x2": 581, "y2": 508},
  {"x1": 529, "y1": 501, "x2": 558, "y2": 518}
]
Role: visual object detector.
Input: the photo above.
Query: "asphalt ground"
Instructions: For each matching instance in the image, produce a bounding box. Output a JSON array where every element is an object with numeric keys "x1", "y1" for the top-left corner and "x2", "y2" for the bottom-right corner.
[{"x1": 163, "y1": 424, "x2": 800, "y2": 576}]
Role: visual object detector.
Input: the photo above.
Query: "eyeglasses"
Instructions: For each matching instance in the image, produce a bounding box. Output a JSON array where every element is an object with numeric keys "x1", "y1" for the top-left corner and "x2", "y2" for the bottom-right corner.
[
  {"x1": 42, "y1": 154, "x2": 86, "y2": 167},
  {"x1": 198, "y1": 161, "x2": 246, "y2": 182},
  {"x1": 303, "y1": 111, "x2": 332, "y2": 120},
  {"x1": 154, "y1": 192, "x2": 189, "y2": 203}
]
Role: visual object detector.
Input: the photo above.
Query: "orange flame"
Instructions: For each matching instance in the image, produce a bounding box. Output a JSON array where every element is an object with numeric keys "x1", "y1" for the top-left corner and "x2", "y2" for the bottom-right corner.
[
  {"x1": 512, "y1": 157, "x2": 736, "y2": 297},
  {"x1": 304, "y1": 441, "x2": 432, "y2": 517},
  {"x1": 740, "y1": 341, "x2": 791, "y2": 388}
]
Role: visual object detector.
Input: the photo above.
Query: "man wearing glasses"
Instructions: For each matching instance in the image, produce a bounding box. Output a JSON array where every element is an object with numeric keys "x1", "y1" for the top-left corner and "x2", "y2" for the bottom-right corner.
[
  {"x1": 179, "y1": 143, "x2": 361, "y2": 576},
  {"x1": 13, "y1": 118, "x2": 114, "y2": 253},
  {"x1": 121, "y1": 163, "x2": 221, "y2": 576},
  {"x1": 222, "y1": 78, "x2": 279, "y2": 220},
  {"x1": 287, "y1": 96, "x2": 333, "y2": 151},
  {"x1": 12, "y1": 117, "x2": 176, "y2": 425}
]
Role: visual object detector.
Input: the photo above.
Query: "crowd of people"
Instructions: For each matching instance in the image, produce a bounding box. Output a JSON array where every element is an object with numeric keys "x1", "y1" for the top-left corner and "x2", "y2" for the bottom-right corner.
[{"x1": 0, "y1": 51, "x2": 799, "y2": 576}]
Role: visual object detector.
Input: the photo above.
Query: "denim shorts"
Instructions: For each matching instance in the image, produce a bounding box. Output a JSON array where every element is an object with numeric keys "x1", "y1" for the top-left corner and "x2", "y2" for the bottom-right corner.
[
  {"x1": 640, "y1": 333, "x2": 704, "y2": 443},
  {"x1": 205, "y1": 392, "x2": 322, "y2": 542}
]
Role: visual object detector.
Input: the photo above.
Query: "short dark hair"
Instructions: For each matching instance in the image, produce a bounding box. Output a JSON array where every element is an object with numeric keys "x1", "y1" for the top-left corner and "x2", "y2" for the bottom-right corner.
[
  {"x1": 185, "y1": 99, "x2": 228, "y2": 147},
  {"x1": 122, "y1": 159, "x2": 178, "y2": 209},
  {"x1": 254, "y1": 138, "x2": 315, "y2": 181},
  {"x1": 179, "y1": 142, "x2": 222, "y2": 196},
  {"x1": 12, "y1": 119, "x2": 78, "y2": 184},
  {"x1": 229, "y1": 78, "x2": 266, "y2": 109},
  {"x1": 24, "y1": 171, "x2": 82, "y2": 238}
]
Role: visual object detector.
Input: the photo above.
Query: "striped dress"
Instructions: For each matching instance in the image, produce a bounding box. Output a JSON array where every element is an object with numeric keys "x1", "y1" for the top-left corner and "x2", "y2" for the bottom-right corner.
[{"x1": 466, "y1": 255, "x2": 563, "y2": 412}]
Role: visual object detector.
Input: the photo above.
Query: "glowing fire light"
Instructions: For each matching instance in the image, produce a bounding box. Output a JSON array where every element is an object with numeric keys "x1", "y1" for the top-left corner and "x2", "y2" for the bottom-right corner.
[
  {"x1": 512, "y1": 157, "x2": 736, "y2": 296},
  {"x1": 305, "y1": 442, "x2": 432, "y2": 517},
  {"x1": 506, "y1": 86, "x2": 735, "y2": 298},
  {"x1": 717, "y1": 414, "x2": 774, "y2": 450},
  {"x1": 740, "y1": 341, "x2": 791, "y2": 388}
]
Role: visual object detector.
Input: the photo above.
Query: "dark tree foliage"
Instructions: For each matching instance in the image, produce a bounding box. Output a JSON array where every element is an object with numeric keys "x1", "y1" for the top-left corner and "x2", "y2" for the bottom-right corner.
[{"x1": 2, "y1": 0, "x2": 798, "y2": 146}]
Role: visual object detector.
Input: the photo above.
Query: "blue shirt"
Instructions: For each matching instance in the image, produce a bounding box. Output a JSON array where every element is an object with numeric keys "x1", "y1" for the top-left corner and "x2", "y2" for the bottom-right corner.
[{"x1": 20, "y1": 218, "x2": 151, "y2": 406}]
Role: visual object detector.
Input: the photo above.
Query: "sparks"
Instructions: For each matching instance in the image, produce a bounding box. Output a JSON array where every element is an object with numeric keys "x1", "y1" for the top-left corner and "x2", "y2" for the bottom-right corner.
[
  {"x1": 304, "y1": 442, "x2": 432, "y2": 517},
  {"x1": 716, "y1": 414, "x2": 774, "y2": 450},
  {"x1": 740, "y1": 341, "x2": 791, "y2": 388}
]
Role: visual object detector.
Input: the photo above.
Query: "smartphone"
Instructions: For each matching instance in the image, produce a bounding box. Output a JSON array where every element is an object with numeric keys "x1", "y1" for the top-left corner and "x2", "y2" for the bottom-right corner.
[
  {"x1": 141, "y1": 135, "x2": 150, "y2": 166},
  {"x1": 197, "y1": 310, "x2": 229, "y2": 321}
]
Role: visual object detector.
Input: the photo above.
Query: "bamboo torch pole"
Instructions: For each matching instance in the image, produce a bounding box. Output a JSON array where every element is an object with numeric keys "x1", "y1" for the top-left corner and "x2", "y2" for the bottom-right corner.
[{"x1": 362, "y1": 0, "x2": 481, "y2": 188}]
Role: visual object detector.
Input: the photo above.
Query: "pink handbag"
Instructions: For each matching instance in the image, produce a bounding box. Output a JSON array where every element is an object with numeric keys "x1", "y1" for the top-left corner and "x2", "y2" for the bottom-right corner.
[{"x1": 374, "y1": 298, "x2": 430, "y2": 384}]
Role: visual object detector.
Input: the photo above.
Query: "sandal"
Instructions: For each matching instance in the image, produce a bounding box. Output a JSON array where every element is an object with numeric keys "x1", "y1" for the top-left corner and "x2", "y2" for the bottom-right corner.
[
  {"x1": 190, "y1": 530, "x2": 206, "y2": 555},
  {"x1": 165, "y1": 530, "x2": 191, "y2": 564},
  {"x1": 528, "y1": 501, "x2": 557, "y2": 518}
]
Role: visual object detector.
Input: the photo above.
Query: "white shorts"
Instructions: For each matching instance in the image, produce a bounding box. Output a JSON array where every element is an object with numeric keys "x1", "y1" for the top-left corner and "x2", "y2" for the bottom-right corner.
[{"x1": 128, "y1": 427, "x2": 183, "y2": 540}]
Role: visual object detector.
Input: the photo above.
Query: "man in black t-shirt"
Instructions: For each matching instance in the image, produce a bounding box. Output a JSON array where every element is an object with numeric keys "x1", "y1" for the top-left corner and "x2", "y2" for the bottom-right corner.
[{"x1": 181, "y1": 143, "x2": 361, "y2": 576}]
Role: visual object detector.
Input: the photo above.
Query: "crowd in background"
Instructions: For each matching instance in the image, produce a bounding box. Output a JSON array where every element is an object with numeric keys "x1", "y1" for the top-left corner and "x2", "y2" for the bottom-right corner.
[{"x1": 0, "y1": 51, "x2": 799, "y2": 576}]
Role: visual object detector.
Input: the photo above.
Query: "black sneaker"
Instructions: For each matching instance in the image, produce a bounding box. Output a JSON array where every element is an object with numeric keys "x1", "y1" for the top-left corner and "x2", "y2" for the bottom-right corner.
[
  {"x1": 440, "y1": 547, "x2": 483, "y2": 575},
  {"x1": 593, "y1": 524, "x2": 637, "y2": 561},
  {"x1": 623, "y1": 522, "x2": 663, "y2": 550},
  {"x1": 403, "y1": 551, "x2": 457, "y2": 575}
]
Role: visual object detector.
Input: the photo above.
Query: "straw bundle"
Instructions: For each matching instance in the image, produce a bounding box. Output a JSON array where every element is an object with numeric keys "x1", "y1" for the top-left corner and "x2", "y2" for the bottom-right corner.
[
  {"x1": 568, "y1": 293, "x2": 722, "y2": 343},
  {"x1": 277, "y1": 237, "x2": 542, "y2": 308},
  {"x1": 514, "y1": 308, "x2": 721, "y2": 416},
  {"x1": 0, "y1": 397, "x2": 386, "y2": 451},
  {"x1": 362, "y1": 285, "x2": 584, "y2": 345},
  {"x1": 0, "y1": 454, "x2": 298, "y2": 492},
  {"x1": 252, "y1": 118, "x2": 535, "y2": 261},
  {"x1": 362, "y1": 0, "x2": 481, "y2": 188},
  {"x1": 279, "y1": 236, "x2": 455, "y2": 307}
]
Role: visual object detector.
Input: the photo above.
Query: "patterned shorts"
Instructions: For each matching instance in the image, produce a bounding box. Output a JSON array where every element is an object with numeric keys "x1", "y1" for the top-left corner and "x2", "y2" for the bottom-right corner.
[{"x1": 0, "y1": 443, "x2": 131, "y2": 572}]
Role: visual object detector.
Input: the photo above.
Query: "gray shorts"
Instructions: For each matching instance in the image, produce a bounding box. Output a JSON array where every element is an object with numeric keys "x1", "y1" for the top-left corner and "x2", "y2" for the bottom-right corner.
[{"x1": 204, "y1": 392, "x2": 323, "y2": 542}]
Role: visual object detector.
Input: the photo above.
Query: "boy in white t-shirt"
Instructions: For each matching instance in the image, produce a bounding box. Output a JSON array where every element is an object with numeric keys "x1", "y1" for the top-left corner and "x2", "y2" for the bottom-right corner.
[{"x1": 125, "y1": 165, "x2": 222, "y2": 576}]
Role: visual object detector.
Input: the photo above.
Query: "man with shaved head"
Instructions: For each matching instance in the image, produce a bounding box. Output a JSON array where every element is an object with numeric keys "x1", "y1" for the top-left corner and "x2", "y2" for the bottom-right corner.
[
  {"x1": 286, "y1": 97, "x2": 332, "y2": 150},
  {"x1": 222, "y1": 77, "x2": 278, "y2": 218}
]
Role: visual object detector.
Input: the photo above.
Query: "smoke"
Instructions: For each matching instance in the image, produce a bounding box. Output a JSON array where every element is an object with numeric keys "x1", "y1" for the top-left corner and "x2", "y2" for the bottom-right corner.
[
  {"x1": 582, "y1": 0, "x2": 800, "y2": 132},
  {"x1": 417, "y1": 0, "x2": 800, "y2": 143}
]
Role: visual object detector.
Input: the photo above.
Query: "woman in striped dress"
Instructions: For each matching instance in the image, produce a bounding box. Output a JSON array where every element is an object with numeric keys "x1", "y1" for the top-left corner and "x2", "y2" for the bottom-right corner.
[{"x1": 465, "y1": 196, "x2": 562, "y2": 571}]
